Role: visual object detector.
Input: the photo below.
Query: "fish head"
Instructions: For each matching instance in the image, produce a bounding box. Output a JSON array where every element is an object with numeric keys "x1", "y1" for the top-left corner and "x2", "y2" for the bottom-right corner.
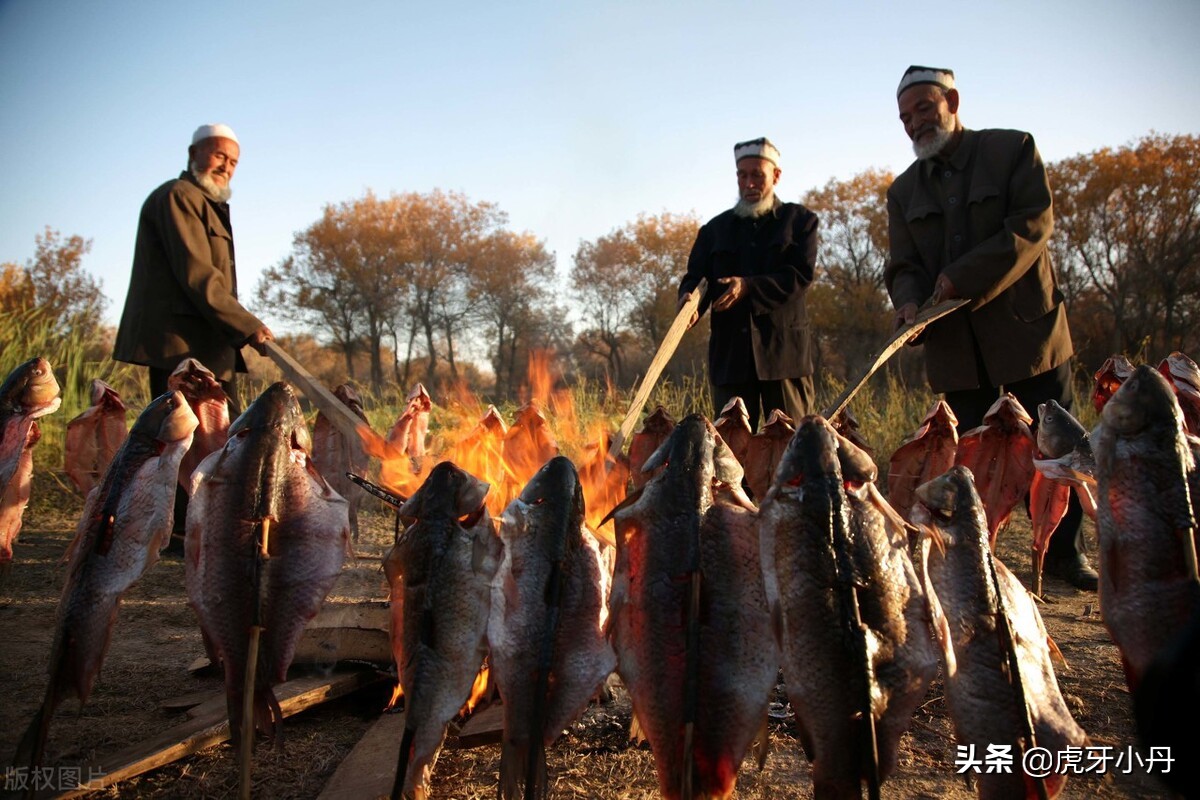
[
  {"x1": 717, "y1": 396, "x2": 750, "y2": 424},
  {"x1": 1036, "y1": 399, "x2": 1086, "y2": 458},
  {"x1": 504, "y1": 455, "x2": 584, "y2": 552},
  {"x1": 405, "y1": 383, "x2": 432, "y2": 412},
  {"x1": 135, "y1": 390, "x2": 200, "y2": 445},
  {"x1": 832, "y1": 425, "x2": 877, "y2": 487},
  {"x1": 333, "y1": 383, "x2": 365, "y2": 413},
  {"x1": 1102, "y1": 364, "x2": 1183, "y2": 436},
  {"x1": 643, "y1": 405, "x2": 677, "y2": 434},
  {"x1": 0, "y1": 356, "x2": 61, "y2": 417},
  {"x1": 397, "y1": 461, "x2": 490, "y2": 527},
  {"x1": 766, "y1": 415, "x2": 841, "y2": 502},
  {"x1": 640, "y1": 413, "x2": 713, "y2": 477},
  {"x1": 982, "y1": 393, "x2": 1033, "y2": 430},
  {"x1": 166, "y1": 358, "x2": 225, "y2": 403},
  {"x1": 911, "y1": 466, "x2": 987, "y2": 551},
  {"x1": 1159, "y1": 351, "x2": 1200, "y2": 393},
  {"x1": 478, "y1": 405, "x2": 508, "y2": 435},
  {"x1": 222, "y1": 382, "x2": 310, "y2": 518}
]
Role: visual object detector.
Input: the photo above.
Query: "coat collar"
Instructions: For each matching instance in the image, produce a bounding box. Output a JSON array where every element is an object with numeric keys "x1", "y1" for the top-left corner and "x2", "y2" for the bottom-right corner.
[{"x1": 921, "y1": 128, "x2": 976, "y2": 177}]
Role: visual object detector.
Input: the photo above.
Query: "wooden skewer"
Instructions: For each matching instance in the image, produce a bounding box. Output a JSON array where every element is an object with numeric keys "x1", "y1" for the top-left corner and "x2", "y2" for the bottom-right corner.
[{"x1": 239, "y1": 517, "x2": 272, "y2": 800}]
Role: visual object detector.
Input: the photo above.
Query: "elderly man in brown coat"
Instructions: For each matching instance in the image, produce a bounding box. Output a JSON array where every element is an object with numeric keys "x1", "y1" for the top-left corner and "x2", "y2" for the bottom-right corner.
[
  {"x1": 885, "y1": 66, "x2": 1096, "y2": 590},
  {"x1": 114, "y1": 123, "x2": 272, "y2": 407}
]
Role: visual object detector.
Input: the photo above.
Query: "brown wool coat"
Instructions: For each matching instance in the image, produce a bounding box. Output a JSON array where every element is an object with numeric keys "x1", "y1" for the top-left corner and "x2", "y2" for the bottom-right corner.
[
  {"x1": 886, "y1": 129, "x2": 1073, "y2": 394},
  {"x1": 114, "y1": 172, "x2": 263, "y2": 382}
]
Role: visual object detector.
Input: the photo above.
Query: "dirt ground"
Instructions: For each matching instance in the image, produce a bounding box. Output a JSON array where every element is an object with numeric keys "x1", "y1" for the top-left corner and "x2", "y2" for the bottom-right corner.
[{"x1": 0, "y1": 472, "x2": 1176, "y2": 799}]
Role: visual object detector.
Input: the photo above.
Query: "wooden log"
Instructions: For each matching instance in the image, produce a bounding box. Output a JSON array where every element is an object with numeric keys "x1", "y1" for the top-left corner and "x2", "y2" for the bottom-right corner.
[
  {"x1": 291, "y1": 603, "x2": 392, "y2": 667},
  {"x1": 53, "y1": 670, "x2": 386, "y2": 798},
  {"x1": 447, "y1": 703, "x2": 505, "y2": 749},
  {"x1": 315, "y1": 710, "x2": 408, "y2": 800}
]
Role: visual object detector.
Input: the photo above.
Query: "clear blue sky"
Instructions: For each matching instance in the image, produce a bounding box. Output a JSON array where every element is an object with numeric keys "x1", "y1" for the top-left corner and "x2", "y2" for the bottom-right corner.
[{"x1": 2, "y1": 0, "x2": 1198, "y2": 333}]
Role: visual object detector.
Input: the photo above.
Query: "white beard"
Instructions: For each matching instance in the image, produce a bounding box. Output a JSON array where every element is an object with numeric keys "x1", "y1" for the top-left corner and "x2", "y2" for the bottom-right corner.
[
  {"x1": 912, "y1": 124, "x2": 955, "y2": 160},
  {"x1": 190, "y1": 163, "x2": 233, "y2": 202},
  {"x1": 733, "y1": 192, "x2": 775, "y2": 218}
]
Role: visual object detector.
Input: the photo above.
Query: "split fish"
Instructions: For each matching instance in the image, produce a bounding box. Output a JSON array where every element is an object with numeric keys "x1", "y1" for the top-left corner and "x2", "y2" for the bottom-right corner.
[
  {"x1": 0, "y1": 357, "x2": 62, "y2": 563},
  {"x1": 185, "y1": 382, "x2": 350, "y2": 747},
  {"x1": 489, "y1": 456, "x2": 615, "y2": 800},
  {"x1": 714, "y1": 397, "x2": 752, "y2": 470},
  {"x1": 744, "y1": 409, "x2": 794, "y2": 502},
  {"x1": 886, "y1": 400, "x2": 958, "y2": 522},
  {"x1": 628, "y1": 405, "x2": 675, "y2": 489},
  {"x1": 1158, "y1": 351, "x2": 1200, "y2": 435},
  {"x1": 1092, "y1": 354, "x2": 1134, "y2": 414},
  {"x1": 384, "y1": 461, "x2": 500, "y2": 799},
  {"x1": 1093, "y1": 365, "x2": 1200, "y2": 692},
  {"x1": 63, "y1": 379, "x2": 127, "y2": 496},
  {"x1": 16, "y1": 391, "x2": 197, "y2": 770},
  {"x1": 913, "y1": 466, "x2": 1088, "y2": 800},
  {"x1": 502, "y1": 402, "x2": 559, "y2": 496},
  {"x1": 167, "y1": 358, "x2": 230, "y2": 488},
  {"x1": 312, "y1": 383, "x2": 371, "y2": 541},
  {"x1": 608, "y1": 414, "x2": 775, "y2": 800},
  {"x1": 759, "y1": 416, "x2": 939, "y2": 799},
  {"x1": 954, "y1": 394, "x2": 1036, "y2": 545}
]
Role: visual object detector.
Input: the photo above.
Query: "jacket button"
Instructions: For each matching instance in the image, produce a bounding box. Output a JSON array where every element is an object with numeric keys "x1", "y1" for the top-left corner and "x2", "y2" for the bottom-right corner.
[{"x1": 948, "y1": 196, "x2": 958, "y2": 205}]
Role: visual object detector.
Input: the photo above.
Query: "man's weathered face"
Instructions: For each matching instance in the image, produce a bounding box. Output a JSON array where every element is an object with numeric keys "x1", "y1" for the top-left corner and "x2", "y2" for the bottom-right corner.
[
  {"x1": 736, "y1": 157, "x2": 780, "y2": 203},
  {"x1": 898, "y1": 85, "x2": 958, "y2": 159},
  {"x1": 190, "y1": 137, "x2": 240, "y2": 187}
]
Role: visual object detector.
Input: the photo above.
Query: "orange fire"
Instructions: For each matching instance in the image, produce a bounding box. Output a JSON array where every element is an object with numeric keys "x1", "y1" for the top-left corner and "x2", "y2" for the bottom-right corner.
[
  {"x1": 386, "y1": 680, "x2": 404, "y2": 710},
  {"x1": 363, "y1": 351, "x2": 627, "y2": 542},
  {"x1": 460, "y1": 663, "x2": 492, "y2": 716}
]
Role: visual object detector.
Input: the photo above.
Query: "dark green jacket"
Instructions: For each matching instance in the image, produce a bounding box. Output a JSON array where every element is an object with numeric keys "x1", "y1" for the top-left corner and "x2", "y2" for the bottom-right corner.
[
  {"x1": 886, "y1": 129, "x2": 1073, "y2": 393},
  {"x1": 114, "y1": 172, "x2": 263, "y2": 381}
]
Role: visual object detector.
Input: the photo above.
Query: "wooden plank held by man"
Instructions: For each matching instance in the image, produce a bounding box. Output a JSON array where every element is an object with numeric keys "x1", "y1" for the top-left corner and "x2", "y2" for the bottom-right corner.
[
  {"x1": 824, "y1": 298, "x2": 970, "y2": 421},
  {"x1": 611, "y1": 278, "x2": 707, "y2": 458}
]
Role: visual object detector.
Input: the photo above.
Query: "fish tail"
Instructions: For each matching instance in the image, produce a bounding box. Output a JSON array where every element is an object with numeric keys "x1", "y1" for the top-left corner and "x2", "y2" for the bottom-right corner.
[
  {"x1": 497, "y1": 739, "x2": 524, "y2": 800},
  {"x1": 258, "y1": 686, "x2": 284, "y2": 747},
  {"x1": 391, "y1": 725, "x2": 416, "y2": 800},
  {"x1": 13, "y1": 678, "x2": 58, "y2": 775}
]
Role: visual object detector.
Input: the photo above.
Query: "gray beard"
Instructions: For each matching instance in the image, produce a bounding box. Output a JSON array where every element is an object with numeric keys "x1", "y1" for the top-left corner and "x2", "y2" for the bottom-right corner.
[
  {"x1": 190, "y1": 163, "x2": 233, "y2": 203},
  {"x1": 733, "y1": 192, "x2": 775, "y2": 218},
  {"x1": 913, "y1": 125, "x2": 955, "y2": 160}
]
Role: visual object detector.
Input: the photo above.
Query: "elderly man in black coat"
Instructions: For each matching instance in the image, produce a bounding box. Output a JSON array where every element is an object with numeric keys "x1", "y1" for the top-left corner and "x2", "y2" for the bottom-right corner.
[{"x1": 678, "y1": 137, "x2": 820, "y2": 431}]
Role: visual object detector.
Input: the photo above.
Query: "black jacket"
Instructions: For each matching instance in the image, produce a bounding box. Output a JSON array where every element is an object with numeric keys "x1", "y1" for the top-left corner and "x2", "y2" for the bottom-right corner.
[{"x1": 679, "y1": 200, "x2": 818, "y2": 382}]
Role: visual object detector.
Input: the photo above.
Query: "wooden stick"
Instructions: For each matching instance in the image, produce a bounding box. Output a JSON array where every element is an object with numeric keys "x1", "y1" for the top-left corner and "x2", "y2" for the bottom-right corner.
[
  {"x1": 262, "y1": 341, "x2": 395, "y2": 459},
  {"x1": 824, "y1": 298, "x2": 969, "y2": 420},
  {"x1": 239, "y1": 517, "x2": 272, "y2": 800},
  {"x1": 611, "y1": 279, "x2": 706, "y2": 458}
]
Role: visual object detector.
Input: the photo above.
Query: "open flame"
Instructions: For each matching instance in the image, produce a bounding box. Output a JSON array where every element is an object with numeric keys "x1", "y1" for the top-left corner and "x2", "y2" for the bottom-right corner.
[
  {"x1": 460, "y1": 663, "x2": 491, "y2": 715},
  {"x1": 363, "y1": 351, "x2": 627, "y2": 541}
]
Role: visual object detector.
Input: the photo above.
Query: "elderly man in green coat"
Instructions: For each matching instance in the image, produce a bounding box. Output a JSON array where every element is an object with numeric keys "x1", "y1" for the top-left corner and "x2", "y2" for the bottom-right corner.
[
  {"x1": 885, "y1": 66, "x2": 1095, "y2": 590},
  {"x1": 114, "y1": 123, "x2": 272, "y2": 407}
]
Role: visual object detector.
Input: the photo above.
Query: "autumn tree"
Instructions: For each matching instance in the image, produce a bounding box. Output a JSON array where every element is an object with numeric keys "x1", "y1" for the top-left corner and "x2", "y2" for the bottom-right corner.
[
  {"x1": 257, "y1": 192, "x2": 408, "y2": 389},
  {"x1": 396, "y1": 190, "x2": 507, "y2": 388},
  {"x1": 1050, "y1": 133, "x2": 1200, "y2": 366},
  {"x1": 800, "y1": 169, "x2": 895, "y2": 384},
  {"x1": 0, "y1": 263, "x2": 35, "y2": 315},
  {"x1": 570, "y1": 212, "x2": 703, "y2": 386},
  {"x1": 21, "y1": 227, "x2": 107, "y2": 337},
  {"x1": 468, "y1": 230, "x2": 569, "y2": 398}
]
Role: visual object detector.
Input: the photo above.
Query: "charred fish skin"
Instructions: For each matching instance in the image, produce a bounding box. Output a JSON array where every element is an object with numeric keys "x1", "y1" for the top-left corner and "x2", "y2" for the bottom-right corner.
[
  {"x1": 489, "y1": 455, "x2": 615, "y2": 800},
  {"x1": 1094, "y1": 365, "x2": 1200, "y2": 690},
  {"x1": 16, "y1": 390, "x2": 198, "y2": 770},
  {"x1": 386, "y1": 461, "x2": 500, "y2": 799},
  {"x1": 0, "y1": 357, "x2": 63, "y2": 562},
  {"x1": 185, "y1": 382, "x2": 350, "y2": 747},
  {"x1": 914, "y1": 467, "x2": 1088, "y2": 800},
  {"x1": 610, "y1": 414, "x2": 775, "y2": 800},
  {"x1": 840, "y1": 439, "x2": 940, "y2": 786},
  {"x1": 761, "y1": 416, "x2": 938, "y2": 797}
]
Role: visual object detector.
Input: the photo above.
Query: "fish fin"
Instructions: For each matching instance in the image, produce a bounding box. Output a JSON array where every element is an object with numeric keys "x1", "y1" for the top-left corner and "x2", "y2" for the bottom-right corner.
[
  {"x1": 600, "y1": 485, "x2": 644, "y2": 527},
  {"x1": 628, "y1": 710, "x2": 647, "y2": 744},
  {"x1": 1046, "y1": 634, "x2": 1069, "y2": 671},
  {"x1": 392, "y1": 725, "x2": 417, "y2": 800},
  {"x1": 497, "y1": 739, "x2": 525, "y2": 800},
  {"x1": 751, "y1": 714, "x2": 770, "y2": 771},
  {"x1": 13, "y1": 695, "x2": 52, "y2": 773}
]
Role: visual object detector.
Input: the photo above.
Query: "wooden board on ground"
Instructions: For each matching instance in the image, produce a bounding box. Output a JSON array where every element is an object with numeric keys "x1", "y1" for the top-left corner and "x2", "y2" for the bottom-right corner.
[
  {"x1": 447, "y1": 703, "x2": 505, "y2": 749},
  {"x1": 315, "y1": 710, "x2": 407, "y2": 800},
  {"x1": 157, "y1": 689, "x2": 215, "y2": 714},
  {"x1": 291, "y1": 602, "x2": 391, "y2": 667},
  {"x1": 54, "y1": 669, "x2": 386, "y2": 799}
]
